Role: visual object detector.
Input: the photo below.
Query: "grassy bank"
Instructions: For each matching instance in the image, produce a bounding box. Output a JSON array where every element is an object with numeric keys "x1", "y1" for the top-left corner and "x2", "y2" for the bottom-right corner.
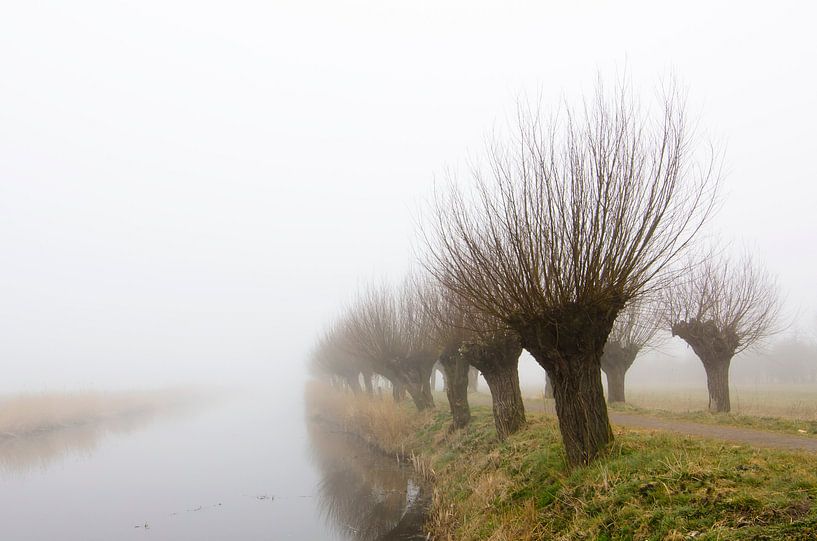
[{"x1": 307, "y1": 382, "x2": 817, "y2": 540}]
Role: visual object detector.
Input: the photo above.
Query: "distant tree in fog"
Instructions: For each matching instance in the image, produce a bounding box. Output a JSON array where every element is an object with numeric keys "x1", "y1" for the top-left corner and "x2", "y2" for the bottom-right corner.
[
  {"x1": 342, "y1": 282, "x2": 437, "y2": 411},
  {"x1": 419, "y1": 275, "x2": 526, "y2": 438},
  {"x1": 423, "y1": 81, "x2": 719, "y2": 465},
  {"x1": 664, "y1": 251, "x2": 781, "y2": 412},
  {"x1": 601, "y1": 300, "x2": 662, "y2": 404},
  {"x1": 417, "y1": 279, "x2": 473, "y2": 430},
  {"x1": 309, "y1": 327, "x2": 372, "y2": 394}
]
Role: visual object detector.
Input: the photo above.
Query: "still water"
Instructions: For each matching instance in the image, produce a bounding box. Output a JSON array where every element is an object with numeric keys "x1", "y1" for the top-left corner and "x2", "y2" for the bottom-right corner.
[{"x1": 0, "y1": 391, "x2": 424, "y2": 540}]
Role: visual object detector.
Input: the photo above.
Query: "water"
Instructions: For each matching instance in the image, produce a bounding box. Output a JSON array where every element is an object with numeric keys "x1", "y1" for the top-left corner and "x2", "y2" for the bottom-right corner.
[{"x1": 0, "y1": 390, "x2": 424, "y2": 540}]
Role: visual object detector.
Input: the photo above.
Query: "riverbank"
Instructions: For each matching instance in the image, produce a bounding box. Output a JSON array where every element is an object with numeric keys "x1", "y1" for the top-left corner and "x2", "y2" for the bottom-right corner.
[
  {"x1": 0, "y1": 388, "x2": 207, "y2": 438},
  {"x1": 306, "y1": 382, "x2": 817, "y2": 540}
]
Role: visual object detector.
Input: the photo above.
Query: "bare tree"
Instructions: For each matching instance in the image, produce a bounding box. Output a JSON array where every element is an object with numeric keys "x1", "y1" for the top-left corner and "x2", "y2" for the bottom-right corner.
[
  {"x1": 343, "y1": 283, "x2": 437, "y2": 411},
  {"x1": 423, "y1": 80, "x2": 719, "y2": 465},
  {"x1": 418, "y1": 279, "x2": 473, "y2": 430},
  {"x1": 310, "y1": 327, "x2": 368, "y2": 394},
  {"x1": 664, "y1": 251, "x2": 781, "y2": 412},
  {"x1": 419, "y1": 275, "x2": 526, "y2": 438},
  {"x1": 397, "y1": 280, "x2": 439, "y2": 408},
  {"x1": 600, "y1": 299, "x2": 661, "y2": 404}
]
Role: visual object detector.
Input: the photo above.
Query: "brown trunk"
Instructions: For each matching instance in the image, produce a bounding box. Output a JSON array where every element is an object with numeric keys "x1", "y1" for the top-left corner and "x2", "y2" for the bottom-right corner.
[
  {"x1": 345, "y1": 374, "x2": 362, "y2": 395},
  {"x1": 429, "y1": 366, "x2": 437, "y2": 392},
  {"x1": 392, "y1": 383, "x2": 406, "y2": 402},
  {"x1": 467, "y1": 366, "x2": 479, "y2": 392},
  {"x1": 544, "y1": 372, "x2": 554, "y2": 399},
  {"x1": 406, "y1": 382, "x2": 433, "y2": 411},
  {"x1": 517, "y1": 305, "x2": 616, "y2": 467},
  {"x1": 548, "y1": 355, "x2": 613, "y2": 466},
  {"x1": 463, "y1": 332, "x2": 525, "y2": 440},
  {"x1": 600, "y1": 343, "x2": 639, "y2": 404},
  {"x1": 404, "y1": 355, "x2": 436, "y2": 411},
  {"x1": 481, "y1": 364, "x2": 526, "y2": 440},
  {"x1": 421, "y1": 378, "x2": 434, "y2": 407},
  {"x1": 604, "y1": 366, "x2": 626, "y2": 404},
  {"x1": 439, "y1": 351, "x2": 471, "y2": 430},
  {"x1": 703, "y1": 357, "x2": 732, "y2": 413},
  {"x1": 671, "y1": 319, "x2": 738, "y2": 414}
]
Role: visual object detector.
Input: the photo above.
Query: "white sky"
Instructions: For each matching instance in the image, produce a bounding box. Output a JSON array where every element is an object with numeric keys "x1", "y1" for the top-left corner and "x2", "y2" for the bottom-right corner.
[{"x1": 1, "y1": 0, "x2": 815, "y2": 392}]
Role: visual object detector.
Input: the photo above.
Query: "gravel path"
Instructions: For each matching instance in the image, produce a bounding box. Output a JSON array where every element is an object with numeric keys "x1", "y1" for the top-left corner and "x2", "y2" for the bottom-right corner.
[{"x1": 609, "y1": 412, "x2": 817, "y2": 453}]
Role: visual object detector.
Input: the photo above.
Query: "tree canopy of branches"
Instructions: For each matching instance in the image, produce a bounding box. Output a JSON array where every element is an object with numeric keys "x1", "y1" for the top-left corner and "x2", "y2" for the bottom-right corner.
[
  {"x1": 423, "y1": 81, "x2": 719, "y2": 466},
  {"x1": 600, "y1": 299, "x2": 661, "y2": 404},
  {"x1": 664, "y1": 251, "x2": 781, "y2": 412},
  {"x1": 309, "y1": 328, "x2": 372, "y2": 394},
  {"x1": 342, "y1": 282, "x2": 437, "y2": 411}
]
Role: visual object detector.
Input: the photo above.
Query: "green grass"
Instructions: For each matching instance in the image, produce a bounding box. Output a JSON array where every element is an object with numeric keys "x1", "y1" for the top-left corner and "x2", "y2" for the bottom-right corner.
[
  {"x1": 414, "y1": 407, "x2": 817, "y2": 540},
  {"x1": 310, "y1": 385, "x2": 817, "y2": 540}
]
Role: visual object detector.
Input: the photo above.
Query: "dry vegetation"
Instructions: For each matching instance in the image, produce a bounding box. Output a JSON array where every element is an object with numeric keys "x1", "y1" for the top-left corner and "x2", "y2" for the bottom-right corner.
[
  {"x1": 309, "y1": 385, "x2": 817, "y2": 540},
  {"x1": 514, "y1": 384, "x2": 817, "y2": 423},
  {"x1": 304, "y1": 380, "x2": 430, "y2": 455},
  {"x1": 622, "y1": 385, "x2": 817, "y2": 421},
  {"x1": 0, "y1": 388, "x2": 203, "y2": 437}
]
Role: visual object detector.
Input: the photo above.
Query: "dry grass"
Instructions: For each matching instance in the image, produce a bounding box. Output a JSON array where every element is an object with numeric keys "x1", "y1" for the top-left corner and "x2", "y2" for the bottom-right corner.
[
  {"x1": 515, "y1": 384, "x2": 817, "y2": 422},
  {"x1": 0, "y1": 388, "x2": 202, "y2": 437},
  {"x1": 624, "y1": 385, "x2": 817, "y2": 421},
  {"x1": 304, "y1": 381, "x2": 430, "y2": 455}
]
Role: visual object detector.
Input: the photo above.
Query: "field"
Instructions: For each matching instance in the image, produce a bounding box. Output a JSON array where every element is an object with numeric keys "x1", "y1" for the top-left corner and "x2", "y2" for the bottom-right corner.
[{"x1": 513, "y1": 384, "x2": 817, "y2": 421}]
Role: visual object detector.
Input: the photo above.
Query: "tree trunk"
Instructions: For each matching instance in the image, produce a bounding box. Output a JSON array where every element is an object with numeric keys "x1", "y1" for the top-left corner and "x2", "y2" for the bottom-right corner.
[
  {"x1": 439, "y1": 352, "x2": 471, "y2": 430},
  {"x1": 429, "y1": 366, "x2": 437, "y2": 392},
  {"x1": 345, "y1": 374, "x2": 362, "y2": 395},
  {"x1": 467, "y1": 367, "x2": 479, "y2": 392},
  {"x1": 482, "y1": 364, "x2": 526, "y2": 440},
  {"x1": 462, "y1": 332, "x2": 525, "y2": 440},
  {"x1": 670, "y1": 320, "x2": 737, "y2": 414},
  {"x1": 544, "y1": 372, "x2": 554, "y2": 399},
  {"x1": 600, "y1": 343, "x2": 639, "y2": 405},
  {"x1": 518, "y1": 308, "x2": 616, "y2": 467},
  {"x1": 703, "y1": 357, "x2": 732, "y2": 413},
  {"x1": 362, "y1": 372, "x2": 373, "y2": 396},
  {"x1": 548, "y1": 356, "x2": 613, "y2": 467},
  {"x1": 421, "y1": 378, "x2": 434, "y2": 407},
  {"x1": 604, "y1": 366, "x2": 626, "y2": 404},
  {"x1": 392, "y1": 383, "x2": 406, "y2": 402},
  {"x1": 400, "y1": 355, "x2": 437, "y2": 412},
  {"x1": 406, "y1": 383, "x2": 434, "y2": 411}
]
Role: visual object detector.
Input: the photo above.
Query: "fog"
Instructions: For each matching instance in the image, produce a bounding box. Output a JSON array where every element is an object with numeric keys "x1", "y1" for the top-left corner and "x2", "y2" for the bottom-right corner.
[
  {"x1": 2, "y1": 3, "x2": 817, "y2": 540},
  {"x1": 1, "y1": 1, "x2": 815, "y2": 393}
]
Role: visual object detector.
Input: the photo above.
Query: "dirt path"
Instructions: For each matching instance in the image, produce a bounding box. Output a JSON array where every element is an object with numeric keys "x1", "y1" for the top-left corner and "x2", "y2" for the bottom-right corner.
[{"x1": 609, "y1": 412, "x2": 817, "y2": 453}]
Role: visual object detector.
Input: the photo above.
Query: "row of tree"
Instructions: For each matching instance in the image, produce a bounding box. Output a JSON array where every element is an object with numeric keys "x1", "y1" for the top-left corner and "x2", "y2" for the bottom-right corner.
[{"x1": 310, "y1": 80, "x2": 780, "y2": 467}]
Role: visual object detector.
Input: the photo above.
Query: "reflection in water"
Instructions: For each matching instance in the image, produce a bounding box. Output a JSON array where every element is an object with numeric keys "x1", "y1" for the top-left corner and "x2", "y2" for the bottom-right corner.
[
  {"x1": 0, "y1": 405, "x2": 173, "y2": 475},
  {"x1": 307, "y1": 420, "x2": 427, "y2": 540}
]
